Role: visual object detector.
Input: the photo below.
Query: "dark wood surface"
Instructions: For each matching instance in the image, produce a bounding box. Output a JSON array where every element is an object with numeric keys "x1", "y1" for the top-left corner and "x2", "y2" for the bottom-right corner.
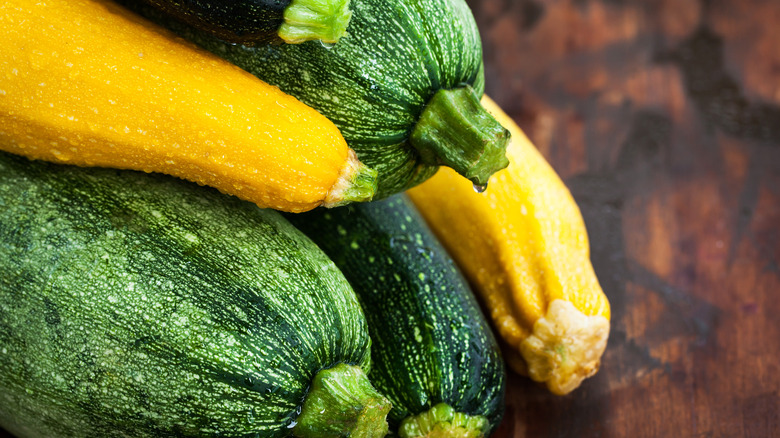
[
  {"x1": 470, "y1": 0, "x2": 780, "y2": 436},
  {"x1": 2, "y1": 0, "x2": 778, "y2": 437}
]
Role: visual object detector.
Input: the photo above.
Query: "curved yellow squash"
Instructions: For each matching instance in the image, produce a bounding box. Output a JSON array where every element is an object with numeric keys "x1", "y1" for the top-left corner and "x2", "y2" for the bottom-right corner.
[
  {"x1": 0, "y1": 0, "x2": 375, "y2": 213},
  {"x1": 408, "y1": 96, "x2": 610, "y2": 395}
]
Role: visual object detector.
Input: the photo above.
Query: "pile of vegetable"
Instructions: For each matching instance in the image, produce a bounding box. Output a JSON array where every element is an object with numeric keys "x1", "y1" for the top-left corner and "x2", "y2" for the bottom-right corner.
[{"x1": 0, "y1": 0, "x2": 611, "y2": 436}]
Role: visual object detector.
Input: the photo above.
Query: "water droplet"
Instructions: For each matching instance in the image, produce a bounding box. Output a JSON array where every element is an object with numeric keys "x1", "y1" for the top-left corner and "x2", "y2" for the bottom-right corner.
[
  {"x1": 319, "y1": 41, "x2": 335, "y2": 50},
  {"x1": 415, "y1": 246, "x2": 434, "y2": 259},
  {"x1": 473, "y1": 183, "x2": 488, "y2": 193}
]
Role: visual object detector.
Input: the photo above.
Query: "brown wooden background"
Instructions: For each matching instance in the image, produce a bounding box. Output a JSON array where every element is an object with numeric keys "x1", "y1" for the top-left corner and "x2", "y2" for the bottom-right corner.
[{"x1": 468, "y1": 0, "x2": 780, "y2": 436}]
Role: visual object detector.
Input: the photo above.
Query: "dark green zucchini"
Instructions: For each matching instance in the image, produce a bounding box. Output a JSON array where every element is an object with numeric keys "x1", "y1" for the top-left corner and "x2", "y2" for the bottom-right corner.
[
  {"x1": 285, "y1": 195, "x2": 505, "y2": 437},
  {"x1": 0, "y1": 151, "x2": 390, "y2": 438},
  {"x1": 125, "y1": 0, "x2": 510, "y2": 198},
  {"x1": 127, "y1": 0, "x2": 352, "y2": 45}
]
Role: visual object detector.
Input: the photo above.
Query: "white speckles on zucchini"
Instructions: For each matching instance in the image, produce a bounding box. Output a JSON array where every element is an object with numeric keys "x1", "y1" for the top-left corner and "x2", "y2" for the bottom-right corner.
[
  {"x1": 0, "y1": 152, "x2": 373, "y2": 438},
  {"x1": 285, "y1": 195, "x2": 505, "y2": 435},
  {"x1": 125, "y1": 0, "x2": 485, "y2": 199}
]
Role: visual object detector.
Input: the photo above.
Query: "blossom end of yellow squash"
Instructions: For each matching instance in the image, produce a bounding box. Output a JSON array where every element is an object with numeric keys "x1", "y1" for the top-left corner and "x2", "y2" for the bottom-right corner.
[{"x1": 519, "y1": 299, "x2": 610, "y2": 395}]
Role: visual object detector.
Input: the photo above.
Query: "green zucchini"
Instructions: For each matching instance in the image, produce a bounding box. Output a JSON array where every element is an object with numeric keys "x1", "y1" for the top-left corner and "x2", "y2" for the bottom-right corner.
[
  {"x1": 0, "y1": 151, "x2": 391, "y2": 438},
  {"x1": 285, "y1": 195, "x2": 505, "y2": 437},
  {"x1": 127, "y1": 0, "x2": 352, "y2": 45},
  {"x1": 124, "y1": 0, "x2": 510, "y2": 198}
]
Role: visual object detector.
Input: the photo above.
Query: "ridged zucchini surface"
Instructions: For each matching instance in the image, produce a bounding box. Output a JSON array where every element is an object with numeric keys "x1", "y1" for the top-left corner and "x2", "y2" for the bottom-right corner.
[
  {"x1": 123, "y1": 0, "x2": 510, "y2": 198},
  {"x1": 0, "y1": 151, "x2": 381, "y2": 437},
  {"x1": 286, "y1": 196, "x2": 506, "y2": 437}
]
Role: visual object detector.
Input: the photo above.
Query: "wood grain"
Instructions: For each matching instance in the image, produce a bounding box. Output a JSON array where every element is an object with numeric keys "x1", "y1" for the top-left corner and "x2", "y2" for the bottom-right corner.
[{"x1": 469, "y1": 0, "x2": 780, "y2": 436}]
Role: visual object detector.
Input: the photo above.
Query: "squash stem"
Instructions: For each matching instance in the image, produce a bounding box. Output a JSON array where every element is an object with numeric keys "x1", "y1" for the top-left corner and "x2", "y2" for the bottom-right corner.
[
  {"x1": 410, "y1": 86, "x2": 510, "y2": 187},
  {"x1": 279, "y1": 0, "x2": 352, "y2": 44},
  {"x1": 398, "y1": 403, "x2": 489, "y2": 438},
  {"x1": 323, "y1": 149, "x2": 377, "y2": 207},
  {"x1": 293, "y1": 363, "x2": 391, "y2": 438}
]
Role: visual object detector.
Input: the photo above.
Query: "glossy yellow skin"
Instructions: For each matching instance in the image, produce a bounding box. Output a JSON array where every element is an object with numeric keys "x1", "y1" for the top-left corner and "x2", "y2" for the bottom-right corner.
[
  {"x1": 408, "y1": 96, "x2": 611, "y2": 395},
  {"x1": 0, "y1": 0, "x2": 361, "y2": 213}
]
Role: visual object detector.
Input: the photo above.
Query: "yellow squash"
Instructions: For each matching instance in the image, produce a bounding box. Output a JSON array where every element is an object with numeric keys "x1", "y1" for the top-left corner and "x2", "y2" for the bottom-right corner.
[
  {"x1": 0, "y1": 0, "x2": 375, "y2": 213},
  {"x1": 408, "y1": 96, "x2": 610, "y2": 395}
]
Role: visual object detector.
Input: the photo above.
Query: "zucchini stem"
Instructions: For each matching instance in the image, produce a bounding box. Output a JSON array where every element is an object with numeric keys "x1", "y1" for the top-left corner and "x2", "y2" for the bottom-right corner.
[
  {"x1": 398, "y1": 403, "x2": 489, "y2": 438},
  {"x1": 410, "y1": 86, "x2": 510, "y2": 186},
  {"x1": 279, "y1": 0, "x2": 353, "y2": 44},
  {"x1": 293, "y1": 363, "x2": 391, "y2": 438}
]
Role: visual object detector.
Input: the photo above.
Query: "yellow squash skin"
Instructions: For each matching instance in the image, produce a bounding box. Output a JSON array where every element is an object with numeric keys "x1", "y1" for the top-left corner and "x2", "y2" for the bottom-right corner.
[
  {"x1": 408, "y1": 96, "x2": 610, "y2": 395},
  {"x1": 0, "y1": 0, "x2": 375, "y2": 213}
]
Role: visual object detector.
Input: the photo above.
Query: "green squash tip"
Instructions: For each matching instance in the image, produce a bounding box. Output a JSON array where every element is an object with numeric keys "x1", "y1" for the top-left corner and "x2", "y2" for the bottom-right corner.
[
  {"x1": 293, "y1": 363, "x2": 392, "y2": 438},
  {"x1": 279, "y1": 0, "x2": 352, "y2": 44},
  {"x1": 398, "y1": 403, "x2": 489, "y2": 438},
  {"x1": 410, "y1": 85, "x2": 511, "y2": 186},
  {"x1": 323, "y1": 150, "x2": 377, "y2": 207}
]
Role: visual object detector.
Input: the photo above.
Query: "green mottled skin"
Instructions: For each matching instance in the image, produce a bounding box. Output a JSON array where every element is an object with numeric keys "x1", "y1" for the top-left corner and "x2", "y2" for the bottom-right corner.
[
  {"x1": 126, "y1": 0, "x2": 485, "y2": 198},
  {"x1": 0, "y1": 152, "x2": 372, "y2": 437},
  {"x1": 285, "y1": 195, "x2": 505, "y2": 435}
]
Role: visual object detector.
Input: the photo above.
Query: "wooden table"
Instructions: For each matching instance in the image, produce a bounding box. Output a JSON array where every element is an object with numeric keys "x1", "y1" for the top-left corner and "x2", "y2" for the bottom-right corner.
[{"x1": 470, "y1": 0, "x2": 780, "y2": 436}]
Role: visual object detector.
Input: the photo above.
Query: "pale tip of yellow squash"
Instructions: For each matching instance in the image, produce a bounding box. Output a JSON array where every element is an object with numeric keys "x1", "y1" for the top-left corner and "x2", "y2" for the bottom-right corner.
[
  {"x1": 322, "y1": 149, "x2": 378, "y2": 207},
  {"x1": 519, "y1": 299, "x2": 610, "y2": 395}
]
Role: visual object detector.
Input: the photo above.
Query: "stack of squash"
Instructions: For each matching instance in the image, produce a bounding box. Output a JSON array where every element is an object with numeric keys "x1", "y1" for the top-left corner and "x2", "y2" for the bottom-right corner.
[{"x1": 0, "y1": 0, "x2": 610, "y2": 436}]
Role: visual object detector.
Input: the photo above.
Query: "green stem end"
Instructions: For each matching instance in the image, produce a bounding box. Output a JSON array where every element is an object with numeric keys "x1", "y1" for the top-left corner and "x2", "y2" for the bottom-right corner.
[
  {"x1": 323, "y1": 150, "x2": 377, "y2": 208},
  {"x1": 398, "y1": 403, "x2": 489, "y2": 438},
  {"x1": 339, "y1": 162, "x2": 378, "y2": 205},
  {"x1": 410, "y1": 86, "x2": 511, "y2": 187},
  {"x1": 293, "y1": 363, "x2": 391, "y2": 438},
  {"x1": 279, "y1": 0, "x2": 353, "y2": 44}
]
